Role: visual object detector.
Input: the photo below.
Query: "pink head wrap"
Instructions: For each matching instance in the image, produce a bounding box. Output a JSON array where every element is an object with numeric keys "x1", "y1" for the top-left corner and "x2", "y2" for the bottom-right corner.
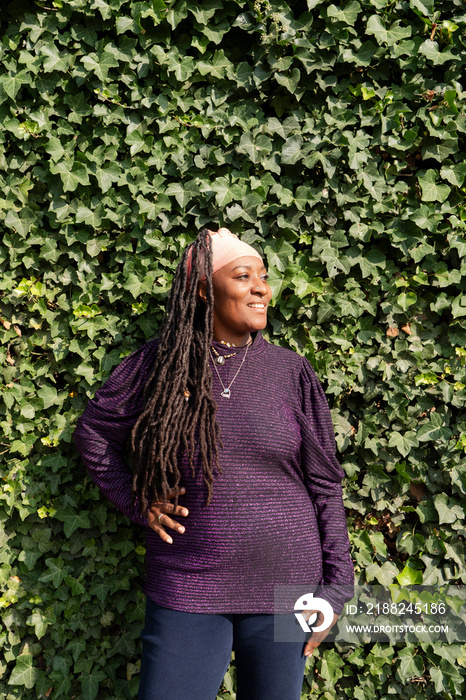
[{"x1": 186, "y1": 227, "x2": 263, "y2": 283}]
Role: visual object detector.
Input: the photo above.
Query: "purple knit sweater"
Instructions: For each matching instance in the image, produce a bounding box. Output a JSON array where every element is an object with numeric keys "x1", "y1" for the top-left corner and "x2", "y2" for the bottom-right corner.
[{"x1": 73, "y1": 331, "x2": 354, "y2": 614}]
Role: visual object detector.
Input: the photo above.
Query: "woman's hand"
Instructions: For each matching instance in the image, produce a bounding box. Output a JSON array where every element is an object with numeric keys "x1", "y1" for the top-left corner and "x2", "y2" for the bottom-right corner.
[
  {"x1": 148, "y1": 487, "x2": 189, "y2": 544},
  {"x1": 303, "y1": 610, "x2": 339, "y2": 657}
]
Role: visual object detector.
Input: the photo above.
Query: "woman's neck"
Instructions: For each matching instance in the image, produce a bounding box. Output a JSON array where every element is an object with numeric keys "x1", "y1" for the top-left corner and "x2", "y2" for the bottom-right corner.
[{"x1": 212, "y1": 331, "x2": 253, "y2": 347}]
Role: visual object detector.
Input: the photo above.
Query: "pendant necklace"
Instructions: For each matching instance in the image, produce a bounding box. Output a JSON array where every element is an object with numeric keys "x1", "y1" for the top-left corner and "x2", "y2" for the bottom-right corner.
[
  {"x1": 210, "y1": 344, "x2": 249, "y2": 398},
  {"x1": 210, "y1": 346, "x2": 237, "y2": 365}
]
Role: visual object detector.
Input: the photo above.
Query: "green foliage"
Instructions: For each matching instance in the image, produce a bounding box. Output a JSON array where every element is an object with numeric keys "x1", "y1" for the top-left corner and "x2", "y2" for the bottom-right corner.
[{"x1": 1, "y1": 0, "x2": 466, "y2": 697}]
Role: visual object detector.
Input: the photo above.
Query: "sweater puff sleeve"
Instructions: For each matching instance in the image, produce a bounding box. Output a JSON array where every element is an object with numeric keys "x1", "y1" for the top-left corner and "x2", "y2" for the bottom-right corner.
[
  {"x1": 72, "y1": 340, "x2": 158, "y2": 527},
  {"x1": 299, "y1": 359, "x2": 354, "y2": 616}
]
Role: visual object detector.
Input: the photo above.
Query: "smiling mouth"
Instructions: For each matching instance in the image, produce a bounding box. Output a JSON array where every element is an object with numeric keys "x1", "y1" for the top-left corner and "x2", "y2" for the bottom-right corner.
[{"x1": 247, "y1": 303, "x2": 267, "y2": 309}]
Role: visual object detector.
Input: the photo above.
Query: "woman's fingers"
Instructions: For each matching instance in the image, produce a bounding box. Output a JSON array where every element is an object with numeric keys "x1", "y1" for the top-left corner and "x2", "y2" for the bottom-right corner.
[
  {"x1": 148, "y1": 510, "x2": 185, "y2": 544},
  {"x1": 303, "y1": 611, "x2": 339, "y2": 657},
  {"x1": 150, "y1": 517, "x2": 174, "y2": 544},
  {"x1": 148, "y1": 487, "x2": 189, "y2": 543},
  {"x1": 155, "y1": 501, "x2": 189, "y2": 518},
  {"x1": 166, "y1": 486, "x2": 186, "y2": 499},
  {"x1": 157, "y1": 512, "x2": 186, "y2": 533}
]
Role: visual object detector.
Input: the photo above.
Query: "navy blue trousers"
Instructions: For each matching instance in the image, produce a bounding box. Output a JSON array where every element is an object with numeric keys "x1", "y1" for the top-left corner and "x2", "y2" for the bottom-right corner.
[{"x1": 138, "y1": 599, "x2": 308, "y2": 700}]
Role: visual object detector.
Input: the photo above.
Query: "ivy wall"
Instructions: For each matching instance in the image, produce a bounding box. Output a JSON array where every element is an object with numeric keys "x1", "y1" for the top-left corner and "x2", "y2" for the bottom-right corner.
[{"x1": 1, "y1": 0, "x2": 465, "y2": 698}]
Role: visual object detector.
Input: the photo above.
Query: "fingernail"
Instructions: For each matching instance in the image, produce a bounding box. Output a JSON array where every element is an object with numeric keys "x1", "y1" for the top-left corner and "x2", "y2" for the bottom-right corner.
[
  {"x1": 182, "y1": 509, "x2": 189, "y2": 516},
  {"x1": 167, "y1": 537, "x2": 173, "y2": 544},
  {"x1": 178, "y1": 526, "x2": 185, "y2": 533}
]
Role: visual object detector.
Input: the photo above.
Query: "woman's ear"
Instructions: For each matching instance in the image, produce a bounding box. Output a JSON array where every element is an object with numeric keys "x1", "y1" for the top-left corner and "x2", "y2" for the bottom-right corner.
[{"x1": 197, "y1": 280, "x2": 207, "y2": 304}]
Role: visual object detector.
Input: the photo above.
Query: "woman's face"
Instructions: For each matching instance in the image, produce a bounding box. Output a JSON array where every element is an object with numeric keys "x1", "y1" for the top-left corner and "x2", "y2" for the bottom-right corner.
[{"x1": 199, "y1": 255, "x2": 272, "y2": 343}]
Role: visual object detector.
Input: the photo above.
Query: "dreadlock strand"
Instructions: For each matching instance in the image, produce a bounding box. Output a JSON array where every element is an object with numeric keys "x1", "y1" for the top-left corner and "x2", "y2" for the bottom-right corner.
[{"x1": 130, "y1": 229, "x2": 221, "y2": 516}]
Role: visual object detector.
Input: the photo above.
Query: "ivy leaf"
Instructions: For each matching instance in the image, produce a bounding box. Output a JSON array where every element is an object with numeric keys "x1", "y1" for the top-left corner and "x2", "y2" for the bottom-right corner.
[
  {"x1": 26, "y1": 610, "x2": 50, "y2": 638},
  {"x1": 108, "y1": 629, "x2": 137, "y2": 656},
  {"x1": 40, "y1": 42, "x2": 69, "y2": 72},
  {"x1": 265, "y1": 266, "x2": 289, "y2": 299},
  {"x1": 125, "y1": 127, "x2": 152, "y2": 156},
  {"x1": 423, "y1": 140, "x2": 458, "y2": 162},
  {"x1": 396, "y1": 564, "x2": 423, "y2": 585},
  {"x1": 266, "y1": 116, "x2": 300, "y2": 140},
  {"x1": 165, "y1": 181, "x2": 199, "y2": 209},
  {"x1": 65, "y1": 575, "x2": 86, "y2": 595},
  {"x1": 198, "y1": 49, "x2": 233, "y2": 80},
  {"x1": 415, "y1": 372, "x2": 439, "y2": 386},
  {"x1": 122, "y1": 273, "x2": 144, "y2": 299},
  {"x1": 0, "y1": 70, "x2": 30, "y2": 100},
  {"x1": 397, "y1": 291, "x2": 417, "y2": 310},
  {"x1": 21, "y1": 403, "x2": 35, "y2": 419},
  {"x1": 68, "y1": 638, "x2": 86, "y2": 663},
  {"x1": 89, "y1": 580, "x2": 111, "y2": 603},
  {"x1": 292, "y1": 271, "x2": 325, "y2": 297},
  {"x1": 366, "y1": 16, "x2": 412, "y2": 46},
  {"x1": 410, "y1": 203, "x2": 439, "y2": 232},
  {"x1": 115, "y1": 16, "x2": 137, "y2": 34},
  {"x1": 94, "y1": 161, "x2": 121, "y2": 193},
  {"x1": 210, "y1": 177, "x2": 243, "y2": 207},
  {"x1": 418, "y1": 169, "x2": 451, "y2": 202},
  {"x1": 327, "y1": 2, "x2": 361, "y2": 25},
  {"x1": 56, "y1": 508, "x2": 91, "y2": 537},
  {"x1": 275, "y1": 68, "x2": 301, "y2": 95},
  {"x1": 397, "y1": 652, "x2": 424, "y2": 682},
  {"x1": 76, "y1": 205, "x2": 102, "y2": 227},
  {"x1": 4, "y1": 207, "x2": 36, "y2": 237},
  {"x1": 81, "y1": 669, "x2": 107, "y2": 700},
  {"x1": 451, "y1": 465, "x2": 466, "y2": 496},
  {"x1": 365, "y1": 561, "x2": 399, "y2": 585},
  {"x1": 39, "y1": 557, "x2": 70, "y2": 587},
  {"x1": 8, "y1": 655, "x2": 39, "y2": 689},
  {"x1": 388, "y1": 431, "x2": 419, "y2": 457},
  {"x1": 359, "y1": 249, "x2": 386, "y2": 278},
  {"x1": 81, "y1": 51, "x2": 119, "y2": 81},
  {"x1": 281, "y1": 135, "x2": 303, "y2": 164},
  {"x1": 410, "y1": 0, "x2": 434, "y2": 15},
  {"x1": 430, "y1": 667, "x2": 449, "y2": 695},
  {"x1": 50, "y1": 160, "x2": 90, "y2": 192},
  {"x1": 264, "y1": 238, "x2": 295, "y2": 272},
  {"x1": 331, "y1": 411, "x2": 353, "y2": 451},
  {"x1": 319, "y1": 648, "x2": 345, "y2": 682},
  {"x1": 418, "y1": 39, "x2": 458, "y2": 65},
  {"x1": 440, "y1": 163, "x2": 466, "y2": 187},
  {"x1": 451, "y1": 294, "x2": 466, "y2": 318},
  {"x1": 417, "y1": 412, "x2": 451, "y2": 442},
  {"x1": 44, "y1": 136, "x2": 66, "y2": 162},
  {"x1": 434, "y1": 494, "x2": 462, "y2": 525},
  {"x1": 236, "y1": 133, "x2": 272, "y2": 165}
]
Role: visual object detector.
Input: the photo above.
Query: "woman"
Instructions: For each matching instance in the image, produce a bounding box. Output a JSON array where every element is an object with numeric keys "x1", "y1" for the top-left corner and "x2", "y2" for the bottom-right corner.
[{"x1": 73, "y1": 227, "x2": 354, "y2": 700}]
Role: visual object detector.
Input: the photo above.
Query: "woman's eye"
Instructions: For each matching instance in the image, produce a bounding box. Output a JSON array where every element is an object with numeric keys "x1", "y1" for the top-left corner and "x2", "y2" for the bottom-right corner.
[{"x1": 235, "y1": 273, "x2": 268, "y2": 280}]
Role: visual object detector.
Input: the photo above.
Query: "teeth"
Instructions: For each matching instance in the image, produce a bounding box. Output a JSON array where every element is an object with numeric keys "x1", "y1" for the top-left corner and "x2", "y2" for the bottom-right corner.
[{"x1": 249, "y1": 304, "x2": 265, "y2": 308}]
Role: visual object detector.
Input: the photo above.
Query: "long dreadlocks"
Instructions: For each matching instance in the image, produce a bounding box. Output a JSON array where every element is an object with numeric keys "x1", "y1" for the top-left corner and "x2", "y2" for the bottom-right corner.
[{"x1": 130, "y1": 229, "x2": 222, "y2": 516}]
